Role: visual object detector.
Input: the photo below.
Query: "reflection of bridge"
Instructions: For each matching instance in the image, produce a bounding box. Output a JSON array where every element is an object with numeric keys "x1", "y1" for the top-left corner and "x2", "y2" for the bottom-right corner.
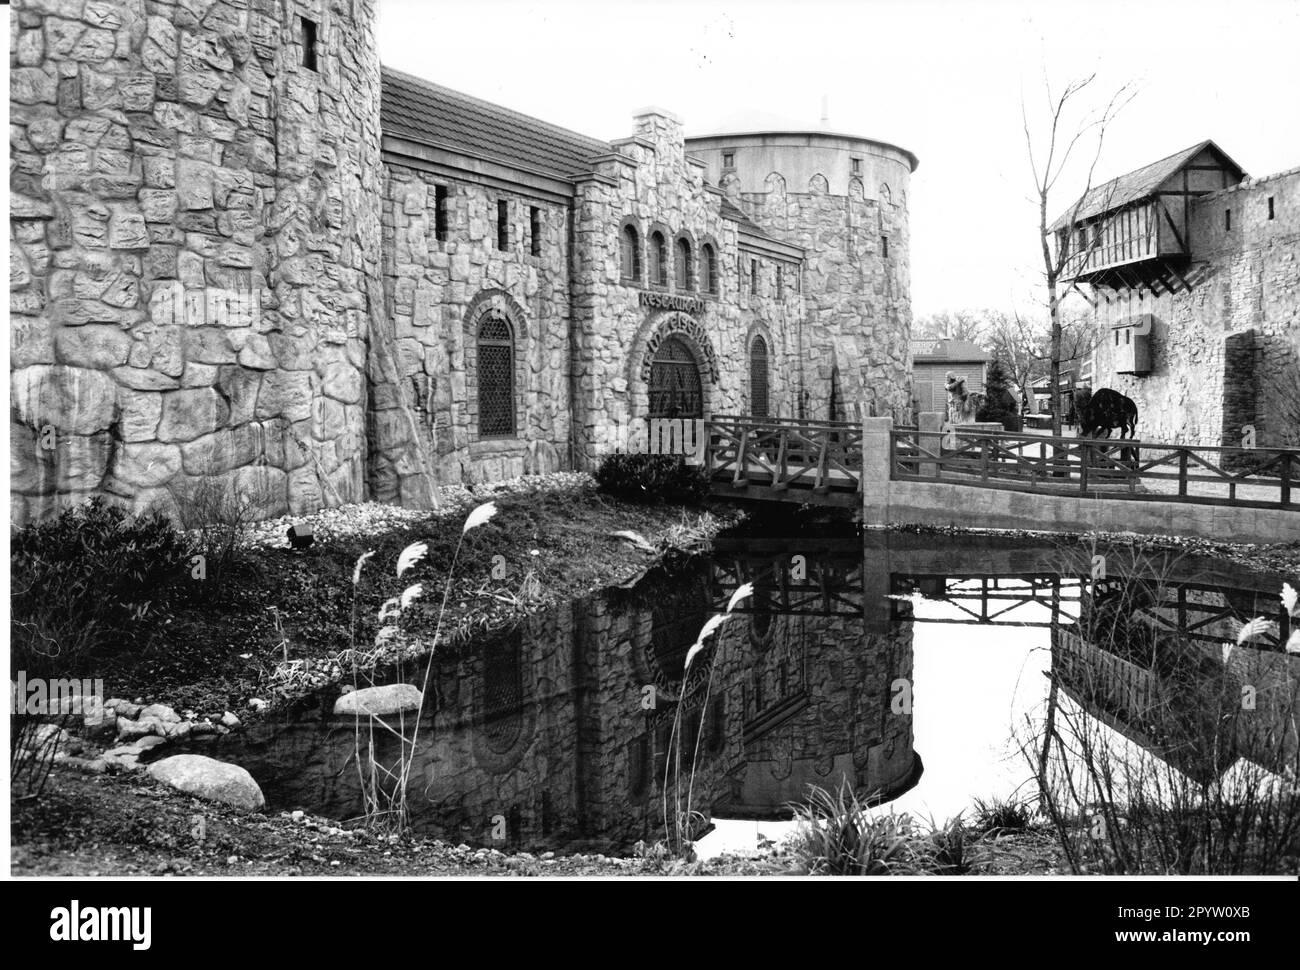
[{"x1": 709, "y1": 531, "x2": 1292, "y2": 646}]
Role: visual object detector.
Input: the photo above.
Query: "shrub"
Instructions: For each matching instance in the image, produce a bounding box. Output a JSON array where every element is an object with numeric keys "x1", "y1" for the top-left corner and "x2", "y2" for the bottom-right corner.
[
  {"x1": 11, "y1": 497, "x2": 196, "y2": 667},
  {"x1": 166, "y1": 463, "x2": 277, "y2": 594},
  {"x1": 594, "y1": 453, "x2": 709, "y2": 505}
]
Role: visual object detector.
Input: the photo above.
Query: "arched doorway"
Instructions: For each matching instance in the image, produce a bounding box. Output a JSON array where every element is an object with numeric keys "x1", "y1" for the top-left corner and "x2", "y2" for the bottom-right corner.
[
  {"x1": 750, "y1": 335, "x2": 770, "y2": 417},
  {"x1": 648, "y1": 336, "x2": 704, "y2": 419}
]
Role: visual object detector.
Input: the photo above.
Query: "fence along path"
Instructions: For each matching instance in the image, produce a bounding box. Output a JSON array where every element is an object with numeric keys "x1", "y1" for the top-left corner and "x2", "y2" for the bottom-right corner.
[{"x1": 889, "y1": 427, "x2": 1298, "y2": 511}]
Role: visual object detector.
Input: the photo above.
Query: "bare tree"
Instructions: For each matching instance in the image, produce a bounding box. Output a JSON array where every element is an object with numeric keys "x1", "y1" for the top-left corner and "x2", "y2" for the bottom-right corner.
[
  {"x1": 914, "y1": 310, "x2": 989, "y2": 346},
  {"x1": 1023, "y1": 73, "x2": 1136, "y2": 434},
  {"x1": 985, "y1": 308, "x2": 1046, "y2": 405}
]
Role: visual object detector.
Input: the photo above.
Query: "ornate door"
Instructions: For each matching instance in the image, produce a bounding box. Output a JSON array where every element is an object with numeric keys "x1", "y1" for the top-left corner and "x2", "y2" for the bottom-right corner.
[{"x1": 648, "y1": 336, "x2": 703, "y2": 419}]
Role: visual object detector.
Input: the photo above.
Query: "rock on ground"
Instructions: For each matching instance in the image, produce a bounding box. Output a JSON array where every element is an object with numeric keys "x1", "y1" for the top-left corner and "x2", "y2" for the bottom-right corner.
[
  {"x1": 147, "y1": 754, "x2": 266, "y2": 812},
  {"x1": 332, "y1": 684, "x2": 423, "y2": 717}
]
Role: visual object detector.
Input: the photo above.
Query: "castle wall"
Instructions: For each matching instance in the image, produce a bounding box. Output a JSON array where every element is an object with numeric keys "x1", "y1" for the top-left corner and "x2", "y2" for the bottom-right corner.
[
  {"x1": 569, "y1": 110, "x2": 807, "y2": 470},
  {"x1": 10, "y1": 1, "x2": 919, "y2": 520},
  {"x1": 1090, "y1": 168, "x2": 1300, "y2": 447},
  {"x1": 373, "y1": 162, "x2": 572, "y2": 498},
  {"x1": 10, "y1": 0, "x2": 384, "y2": 525}
]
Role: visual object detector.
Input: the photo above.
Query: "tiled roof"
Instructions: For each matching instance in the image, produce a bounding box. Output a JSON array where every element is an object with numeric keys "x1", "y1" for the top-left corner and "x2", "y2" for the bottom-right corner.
[
  {"x1": 1049, "y1": 140, "x2": 1244, "y2": 231},
  {"x1": 381, "y1": 66, "x2": 610, "y2": 180}
]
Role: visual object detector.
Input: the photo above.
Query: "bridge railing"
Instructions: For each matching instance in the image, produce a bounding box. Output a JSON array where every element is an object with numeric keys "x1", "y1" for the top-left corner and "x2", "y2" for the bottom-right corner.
[
  {"x1": 889, "y1": 427, "x2": 1299, "y2": 510},
  {"x1": 705, "y1": 415, "x2": 863, "y2": 503}
]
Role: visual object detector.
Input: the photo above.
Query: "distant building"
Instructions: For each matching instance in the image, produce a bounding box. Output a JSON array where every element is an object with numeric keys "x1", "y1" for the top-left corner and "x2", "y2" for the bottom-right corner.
[
  {"x1": 1054, "y1": 140, "x2": 1299, "y2": 447},
  {"x1": 910, "y1": 338, "x2": 990, "y2": 414}
]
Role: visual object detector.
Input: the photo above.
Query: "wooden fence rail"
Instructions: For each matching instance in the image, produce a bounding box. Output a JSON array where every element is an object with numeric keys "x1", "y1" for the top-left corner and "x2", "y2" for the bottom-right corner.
[{"x1": 890, "y1": 427, "x2": 1299, "y2": 510}]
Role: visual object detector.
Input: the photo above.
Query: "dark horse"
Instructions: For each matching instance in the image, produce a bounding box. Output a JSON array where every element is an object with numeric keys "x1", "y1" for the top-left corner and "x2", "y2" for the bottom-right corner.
[{"x1": 1079, "y1": 387, "x2": 1138, "y2": 440}]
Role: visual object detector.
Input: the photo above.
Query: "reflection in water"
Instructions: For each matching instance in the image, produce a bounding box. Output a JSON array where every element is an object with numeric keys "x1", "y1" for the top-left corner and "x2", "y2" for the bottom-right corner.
[{"x1": 207, "y1": 528, "x2": 1296, "y2": 854}]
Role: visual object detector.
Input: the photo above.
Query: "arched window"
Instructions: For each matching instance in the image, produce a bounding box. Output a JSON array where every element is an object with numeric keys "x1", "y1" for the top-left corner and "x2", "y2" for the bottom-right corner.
[
  {"x1": 620, "y1": 224, "x2": 640, "y2": 282},
  {"x1": 648, "y1": 231, "x2": 668, "y2": 287},
  {"x1": 476, "y1": 312, "x2": 515, "y2": 437},
  {"x1": 750, "y1": 335, "x2": 770, "y2": 418},
  {"x1": 674, "y1": 237, "x2": 693, "y2": 291},
  {"x1": 648, "y1": 336, "x2": 703, "y2": 419},
  {"x1": 700, "y1": 243, "x2": 717, "y2": 295}
]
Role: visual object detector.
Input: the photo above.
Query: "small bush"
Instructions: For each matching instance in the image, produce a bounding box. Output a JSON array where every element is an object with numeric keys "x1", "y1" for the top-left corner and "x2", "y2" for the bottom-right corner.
[
  {"x1": 594, "y1": 453, "x2": 709, "y2": 505},
  {"x1": 11, "y1": 497, "x2": 195, "y2": 666},
  {"x1": 786, "y1": 780, "x2": 919, "y2": 875},
  {"x1": 923, "y1": 815, "x2": 972, "y2": 875},
  {"x1": 972, "y1": 796, "x2": 1033, "y2": 836}
]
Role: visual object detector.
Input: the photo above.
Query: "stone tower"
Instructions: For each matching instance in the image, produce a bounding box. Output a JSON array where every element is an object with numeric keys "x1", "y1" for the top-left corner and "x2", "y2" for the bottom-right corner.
[
  {"x1": 684, "y1": 129, "x2": 918, "y2": 421},
  {"x1": 10, "y1": 0, "x2": 384, "y2": 525}
]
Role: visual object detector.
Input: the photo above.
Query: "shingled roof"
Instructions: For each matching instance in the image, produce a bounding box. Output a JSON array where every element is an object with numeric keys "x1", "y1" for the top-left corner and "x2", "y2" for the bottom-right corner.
[
  {"x1": 719, "y1": 196, "x2": 773, "y2": 238},
  {"x1": 911, "y1": 338, "x2": 990, "y2": 362},
  {"x1": 1049, "y1": 139, "x2": 1244, "y2": 231},
  {"x1": 381, "y1": 66, "x2": 610, "y2": 180}
]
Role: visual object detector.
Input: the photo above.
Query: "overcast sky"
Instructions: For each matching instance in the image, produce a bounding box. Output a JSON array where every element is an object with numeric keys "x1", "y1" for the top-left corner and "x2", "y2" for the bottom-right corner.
[{"x1": 377, "y1": 0, "x2": 1300, "y2": 319}]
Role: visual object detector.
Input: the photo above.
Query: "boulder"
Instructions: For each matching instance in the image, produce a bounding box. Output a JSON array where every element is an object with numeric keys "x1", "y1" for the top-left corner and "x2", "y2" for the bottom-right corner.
[
  {"x1": 139, "y1": 703, "x2": 181, "y2": 723},
  {"x1": 116, "y1": 716, "x2": 163, "y2": 741},
  {"x1": 332, "y1": 684, "x2": 423, "y2": 717},
  {"x1": 148, "y1": 754, "x2": 265, "y2": 811}
]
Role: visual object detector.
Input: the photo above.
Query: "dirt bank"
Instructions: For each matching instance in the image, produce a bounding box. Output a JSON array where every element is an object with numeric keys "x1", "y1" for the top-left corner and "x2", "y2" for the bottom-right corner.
[{"x1": 11, "y1": 766, "x2": 1066, "y2": 877}]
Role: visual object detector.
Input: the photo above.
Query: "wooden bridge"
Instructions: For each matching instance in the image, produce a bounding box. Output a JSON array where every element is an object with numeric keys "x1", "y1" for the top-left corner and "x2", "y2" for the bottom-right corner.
[
  {"x1": 700, "y1": 415, "x2": 1300, "y2": 518},
  {"x1": 703, "y1": 415, "x2": 863, "y2": 507}
]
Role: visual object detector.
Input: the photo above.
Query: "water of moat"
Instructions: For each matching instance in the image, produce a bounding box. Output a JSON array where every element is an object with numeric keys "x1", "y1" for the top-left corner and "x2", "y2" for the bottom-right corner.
[{"x1": 190, "y1": 519, "x2": 1297, "y2": 856}]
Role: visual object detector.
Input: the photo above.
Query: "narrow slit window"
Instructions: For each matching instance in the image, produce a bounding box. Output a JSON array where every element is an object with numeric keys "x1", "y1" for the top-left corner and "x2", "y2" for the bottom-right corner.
[
  {"x1": 881, "y1": 235, "x2": 889, "y2": 258},
  {"x1": 1268, "y1": 196, "x2": 1275, "y2": 220},
  {"x1": 300, "y1": 18, "x2": 318, "y2": 71},
  {"x1": 776, "y1": 264, "x2": 784, "y2": 298},
  {"x1": 434, "y1": 185, "x2": 449, "y2": 241},
  {"x1": 529, "y1": 206, "x2": 541, "y2": 256},
  {"x1": 851, "y1": 157, "x2": 862, "y2": 175},
  {"x1": 749, "y1": 259, "x2": 758, "y2": 295},
  {"x1": 1224, "y1": 208, "x2": 1232, "y2": 231},
  {"x1": 497, "y1": 200, "x2": 509, "y2": 251}
]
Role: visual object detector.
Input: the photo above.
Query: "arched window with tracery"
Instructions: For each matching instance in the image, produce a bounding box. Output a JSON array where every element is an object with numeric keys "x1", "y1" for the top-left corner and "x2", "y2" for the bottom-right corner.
[
  {"x1": 648, "y1": 231, "x2": 668, "y2": 287},
  {"x1": 750, "y1": 334, "x2": 770, "y2": 418},
  {"x1": 700, "y1": 243, "x2": 718, "y2": 295},
  {"x1": 620, "y1": 223, "x2": 641, "y2": 282},
  {"x1": 674, "y1": 237, "x2": 694, "y2": 291},
  {"x1": 476, "y1": 312, "x2": 515, "y2": 437}
]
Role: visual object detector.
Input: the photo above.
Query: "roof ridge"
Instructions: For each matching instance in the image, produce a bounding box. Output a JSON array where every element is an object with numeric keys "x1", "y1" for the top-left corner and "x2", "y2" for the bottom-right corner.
[{"x1": 381, "y1": 65, "x2": 610, "y2": 155}]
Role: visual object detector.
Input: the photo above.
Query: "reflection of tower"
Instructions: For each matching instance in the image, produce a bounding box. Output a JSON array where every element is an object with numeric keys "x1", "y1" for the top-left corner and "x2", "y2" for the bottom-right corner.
[{"x1": 707, "y1": 541, "x2": 922, "y2": 818}]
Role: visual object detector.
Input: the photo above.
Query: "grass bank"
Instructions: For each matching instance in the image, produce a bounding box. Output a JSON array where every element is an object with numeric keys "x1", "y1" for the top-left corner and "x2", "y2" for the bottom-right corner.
[{"x1": 94, "y1": 473, "x2": 743, "y2": 719}]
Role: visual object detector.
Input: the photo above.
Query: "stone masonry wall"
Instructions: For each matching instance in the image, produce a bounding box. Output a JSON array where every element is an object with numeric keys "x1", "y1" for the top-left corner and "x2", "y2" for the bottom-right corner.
[
  {"x1": 1091, "y1": 168, "x2": 1300, "y2": 447},
  {"x1": 373, "y1": 163, "x2": 572, "y2": 500},
  {"x1": 10, "y1": 0, "x2": 383, "y2": 526},
  {"x1": 739, "y1": 175, "x2": 913, "y2": 423}
]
